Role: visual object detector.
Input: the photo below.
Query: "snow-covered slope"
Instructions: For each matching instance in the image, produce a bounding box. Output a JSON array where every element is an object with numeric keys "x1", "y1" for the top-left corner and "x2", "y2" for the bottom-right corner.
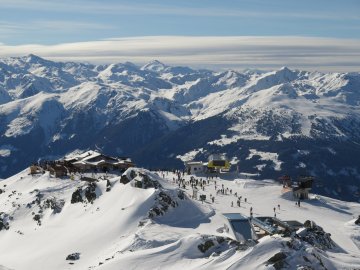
[
  {"x1": 0, "y1": 55, "x2": 360, "y2": 201},
  {"x1": 0, "y1": 168, "x2": 359, "y2": 269}
]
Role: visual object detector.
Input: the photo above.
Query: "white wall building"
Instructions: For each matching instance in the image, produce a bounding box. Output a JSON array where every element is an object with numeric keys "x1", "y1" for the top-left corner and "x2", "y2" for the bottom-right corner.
[{"x1": 185, "y1": 161, "x2": 205, "y2": 175}]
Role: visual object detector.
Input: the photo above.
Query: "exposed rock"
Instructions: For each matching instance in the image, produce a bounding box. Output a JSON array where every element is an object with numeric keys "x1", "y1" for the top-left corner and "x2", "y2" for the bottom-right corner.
[
  {"x1": 120, "y1": 175, "x2": 130, "y2": 185},
  {"x1": 138, "y1": 220, "x2": 146, "y2": 227},
  {"x1": 355, "y1": 215, "x2": 360, "y2": 225},
  {"x1": 43, "y1": 197, "x2": 65, "y2": 214},
  {"x1": 33, "y1": 214, "x2": 41, "y2": 226},
  {"x1": 198, "y1": 240, "x2": 214, "y2": 253},
  {"x1": 84, "y1": 182, "x2": 97, "y2": 203},
  {"x1": 0, "y1": 213, "x2": 10, "y2": 231},
  {"x1": 267, "y1": 252, "x2": 287, "y2": 270},
  {"x1": 197, "y1": 235, "x2": 254, "y2": 255},
  {"x1": 303, "y1": 220, "x2": 316, "y2": 229},
  {"x1": 106, "y1": 179, "x2": 111, "y2": 192},
  {"x1": 71, "y1": 187, "x2": 83, "y2": 204},
  {"x1": 66, "y1": 252, "x2": 80, "y2": 261},
  {"x1": 71, "y1": 183, "x2": 98, "y2": 204},
  {"x1": 301, "y1": 220, "x2": 335, "y2": 250},
  {"x1": 130, "y1": 170, "x2": 136, "y2": 179},
  {"x1": 133, "y1": 173, "x2": 161, "y2": 189},
  {"x1": 125, "y1": 169, "x2": 162, "y2": 190},
  {"x1": 148, "y1": 191, "x2": 178, "y2": 218}
]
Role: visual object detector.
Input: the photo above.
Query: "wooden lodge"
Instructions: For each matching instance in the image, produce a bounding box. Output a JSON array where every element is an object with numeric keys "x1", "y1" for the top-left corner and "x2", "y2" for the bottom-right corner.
[
  {"x1": 29, "y1": 150, "x2": 135, "y2": 177},
  {"x1": 47, "y1": 164, "x2": 68, "y2": 177},
  {"x1": 65, "y1": 150, "x2": 134, "y2": 173},
  {"x1": 293, "y1": 176, "x2": 314, "y2": 199},
  {"x1": 278, "y1": 175, "x2": 292, "y2": 188}
]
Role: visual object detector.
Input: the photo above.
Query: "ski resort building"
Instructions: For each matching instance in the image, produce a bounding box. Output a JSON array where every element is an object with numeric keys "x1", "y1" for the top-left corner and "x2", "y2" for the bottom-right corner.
[
  {"x1": 278, "y1": 175, "x2": 292, "y2": 188},
  {"x1": 184, "y1": 154, "x2": 231, "y2": 175},
  {"x1": 222, "y1": 213, "x2": 257, "y2": 243},
  {"x1": 67, "y1": 151, "x2": 134, "y2": 172},
  {"x1": 31, "y1": 151, "x2": 135, "y2": 176},
  {"x1": 207, "y1": 154, "x2": 231, "y2": 172},
  {"x1": 47, "y1": 164, "x2": 68, "y2": 178},
  {"x1": 185, "y1": 161, "x2": 206, "y2": 175},
  {"x1": 292, "y1": 176, "x2": 314, "y2": 199},
  {"x1": 250, "y1": 216, "x2": 303, "y2": 238}
]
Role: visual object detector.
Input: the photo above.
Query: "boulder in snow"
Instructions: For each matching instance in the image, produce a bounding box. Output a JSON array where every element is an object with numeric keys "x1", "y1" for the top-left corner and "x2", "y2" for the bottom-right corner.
[
  {"x1": 267, "y1": 252, "x2": 288, "y2": 270},
  {"x1": 66, "y1": 252, "x2": 80, "y2": 261},
  {"x1": 355, "y1": 215, "x2": 360, "y2": 225}
]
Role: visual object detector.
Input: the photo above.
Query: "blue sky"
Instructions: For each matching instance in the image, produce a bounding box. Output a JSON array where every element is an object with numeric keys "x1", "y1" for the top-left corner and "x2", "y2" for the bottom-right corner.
[{"x1": 0, "y1": 0, "x2": 359, "y2": 71}]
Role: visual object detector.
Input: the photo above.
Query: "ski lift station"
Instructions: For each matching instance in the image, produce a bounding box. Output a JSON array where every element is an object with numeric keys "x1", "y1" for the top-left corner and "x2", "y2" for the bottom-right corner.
[
  {"x1": 184, "y1": 154, "x2": 231, "y2": 175},
  {"x1": 222, "y1": 213, "x2": 257, "y2": 243},
  {"x1": 184, "y1": 161, "x2": 206, "y2": 175},
  {"x1": 222, "y1": 213, "x2": 304, "y2": 242},
  {"x1": 208, "y1": 154, "x2": 231, "y2": 172},
  {"x1": 293, "y1": 176, "x2": 314, "y2": 199}
]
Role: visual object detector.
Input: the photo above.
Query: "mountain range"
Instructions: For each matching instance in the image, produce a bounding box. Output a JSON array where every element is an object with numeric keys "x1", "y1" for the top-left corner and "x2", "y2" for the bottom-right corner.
[
  {"x1": 0, "y1": 167, "x2": 359, "y2": 269},
  {"x1": 0, "y1": 55, "x2": 360, "y2": 201}
]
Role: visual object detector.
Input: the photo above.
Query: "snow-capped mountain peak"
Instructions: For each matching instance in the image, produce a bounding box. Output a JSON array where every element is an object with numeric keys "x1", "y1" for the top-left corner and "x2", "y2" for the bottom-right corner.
[
  {"x1": 141, "y1": 60, "x2": 168, "y2": 72},
  {"x1": 0, "y1": 55, "x2": 360, "y2": 202}
]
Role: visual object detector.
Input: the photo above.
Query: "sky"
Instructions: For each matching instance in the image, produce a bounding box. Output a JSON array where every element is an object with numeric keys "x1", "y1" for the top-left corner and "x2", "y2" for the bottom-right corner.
[{"x1": 0, "y1": 0, "x2": 360, "y2": 71}]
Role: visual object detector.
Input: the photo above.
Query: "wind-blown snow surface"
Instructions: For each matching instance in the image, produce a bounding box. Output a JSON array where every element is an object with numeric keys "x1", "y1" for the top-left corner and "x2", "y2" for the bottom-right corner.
[
  {"x1": 0, "y1": 169, "x2": 359, "y2": 270},
  {"x1": 0, "y1": 55, "x2": 360, "y2": 200}
]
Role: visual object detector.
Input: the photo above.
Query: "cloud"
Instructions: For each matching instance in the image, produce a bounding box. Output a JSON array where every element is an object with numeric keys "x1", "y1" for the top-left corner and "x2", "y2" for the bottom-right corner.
[
  {"x1": 1, "y1": 0, "x2": 359, "y2": 21},
  {"x1": 0, "y1": 20, "x2": 112, "y2": 37},
  {"x1": 0, "y1": 36, "x2": 360, "y2": 72}
]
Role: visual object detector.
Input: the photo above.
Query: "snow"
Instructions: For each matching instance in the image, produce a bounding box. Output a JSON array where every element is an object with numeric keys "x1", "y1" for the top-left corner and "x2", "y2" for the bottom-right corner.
[
  {"x1": 0, "y1": 149, "x2": 10, "y2": 157},
  {"x1": 1, "y1": 56, "x2": 359, "y2": 146},
  {"x1": 247, "y1": 149, "x2": 282, "y2": 171},
  {"x1": 208, "y1": 134, "x2": 239, "y2": 146},
  {"x1": 0, "y1": 145, "x2": 16, "y2": 157},
  {"x1": 176, "y1": 148, "x2": 204, "y2": 162},
  {"x1": 0, "y1": 57, "x2": 360, "y2": 268},
  {"x1": 0, "y1": 168, "x2": 359, "y2": 269},
  {"x1": 141, "y1": 60, "x2": 168, "y2": 73}
]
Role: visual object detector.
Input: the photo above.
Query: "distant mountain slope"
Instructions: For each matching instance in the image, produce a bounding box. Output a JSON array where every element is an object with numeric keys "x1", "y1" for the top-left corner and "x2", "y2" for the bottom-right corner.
[{"x1": 0, "y1": 55, "x2": 359, "y2": 201}]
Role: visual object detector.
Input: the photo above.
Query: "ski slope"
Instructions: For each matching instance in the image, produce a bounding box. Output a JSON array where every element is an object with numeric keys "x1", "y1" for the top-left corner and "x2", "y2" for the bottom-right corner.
[{"x1": 0, "y1": 168, "x2": 359, "y2": 269}]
